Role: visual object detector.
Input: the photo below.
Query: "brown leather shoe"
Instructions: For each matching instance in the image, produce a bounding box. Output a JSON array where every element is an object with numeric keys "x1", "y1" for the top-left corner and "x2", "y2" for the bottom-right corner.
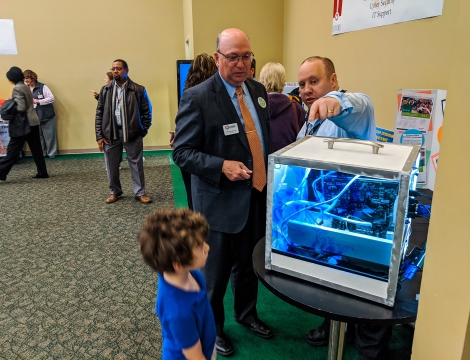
[
  {"x1": 135, "y1": 194, "x2": 152, "y2": 203},
  {"x1": 106, "y1": 193, "x2": 121, "y2": 204}
]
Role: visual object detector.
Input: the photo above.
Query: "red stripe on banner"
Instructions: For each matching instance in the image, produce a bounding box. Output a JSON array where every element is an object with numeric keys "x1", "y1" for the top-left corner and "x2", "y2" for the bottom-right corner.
[{"x1": 333, "y1": 0, "x2": 343, "y2": 19}]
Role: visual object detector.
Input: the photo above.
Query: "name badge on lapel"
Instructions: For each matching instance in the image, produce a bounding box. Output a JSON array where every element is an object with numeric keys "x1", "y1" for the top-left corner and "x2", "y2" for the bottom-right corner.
[{"x1": 223, "y1": 123, "x2": 239, "y2": 136}]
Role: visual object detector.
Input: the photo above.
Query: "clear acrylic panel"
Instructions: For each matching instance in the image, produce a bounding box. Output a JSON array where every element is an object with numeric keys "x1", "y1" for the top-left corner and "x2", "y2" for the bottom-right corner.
[{"x1": 271, "y1": 164, "x2": 400, "y2": 282}]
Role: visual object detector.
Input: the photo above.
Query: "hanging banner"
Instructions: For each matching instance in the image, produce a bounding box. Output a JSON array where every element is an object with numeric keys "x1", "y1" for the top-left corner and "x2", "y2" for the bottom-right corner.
[{"x1": 332, "y1": 0, "x2": 445, "y2": 35}]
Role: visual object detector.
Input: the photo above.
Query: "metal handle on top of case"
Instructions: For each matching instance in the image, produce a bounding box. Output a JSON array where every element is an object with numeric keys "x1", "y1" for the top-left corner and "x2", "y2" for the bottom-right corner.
[{"x1": 323, "y1": 138, "x2": 384, "y2": 154}]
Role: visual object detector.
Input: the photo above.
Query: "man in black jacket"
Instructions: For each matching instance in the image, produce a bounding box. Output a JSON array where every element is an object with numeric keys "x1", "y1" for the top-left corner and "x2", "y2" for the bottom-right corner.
[{"x1": 95, "y1": 59, "x2": 152, "y2": 204}]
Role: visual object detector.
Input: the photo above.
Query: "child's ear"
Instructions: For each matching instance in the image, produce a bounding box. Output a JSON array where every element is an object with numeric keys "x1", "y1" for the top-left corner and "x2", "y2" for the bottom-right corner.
[{"x1": 172, "y1": 261, "x2": 182, "y2": 272}]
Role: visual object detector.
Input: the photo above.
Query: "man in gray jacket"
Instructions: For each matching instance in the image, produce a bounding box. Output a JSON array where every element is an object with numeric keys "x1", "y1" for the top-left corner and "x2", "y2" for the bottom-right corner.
[
  {"x1": 95, "y1": 59, "x2": 152, "y2": 204},
  {"x1": 0, "y1": 66, "x2": 48, "y2": 181}
]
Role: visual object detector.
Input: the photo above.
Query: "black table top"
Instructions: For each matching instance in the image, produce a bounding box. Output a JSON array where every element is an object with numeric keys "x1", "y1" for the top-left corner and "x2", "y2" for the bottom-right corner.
[{"x1": 253, "y1": 240, "x2": 422, "y2": 326}]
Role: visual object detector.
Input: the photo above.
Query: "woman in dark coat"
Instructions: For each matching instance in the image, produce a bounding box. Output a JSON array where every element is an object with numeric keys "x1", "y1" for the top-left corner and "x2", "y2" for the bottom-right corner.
[
  {"x1": 0, "y1": 66, "x2": 48, "y2": 181},
  {"x1": 259, "y1": 62, "x2": 306, "y2": 153}
]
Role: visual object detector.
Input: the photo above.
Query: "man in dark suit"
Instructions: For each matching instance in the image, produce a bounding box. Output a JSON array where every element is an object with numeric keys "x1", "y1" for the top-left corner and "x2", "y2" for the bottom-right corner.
[{"x1": 173, "y1": 28, "x2": 273, "y2": 357}]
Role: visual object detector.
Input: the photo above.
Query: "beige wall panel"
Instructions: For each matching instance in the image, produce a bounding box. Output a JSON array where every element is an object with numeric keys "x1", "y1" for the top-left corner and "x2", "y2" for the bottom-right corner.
[
  {"x1": 190, "y1": 0, "x2": 284, "y2": 79},
  {"x1": 183, "y1": 0, "x2": 194, "y2": 59},
  {"x1": 411, "y1": 1, "x2": 470, "y2": 358},
  {"x1": 284, "y1": 0, "x2": 456, "y2": 130},
  {"x1": 0, "y1": 0, "x2": 184, "y2": 152}
]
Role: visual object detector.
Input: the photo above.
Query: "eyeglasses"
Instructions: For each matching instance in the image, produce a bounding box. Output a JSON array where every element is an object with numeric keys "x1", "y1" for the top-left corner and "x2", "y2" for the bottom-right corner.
[
  {"x1": 217, "y1": 51, "x2": 254, "y2": 64},
  {"x1": 110, "y1": 67, "x2": 124, "y2": 71}
]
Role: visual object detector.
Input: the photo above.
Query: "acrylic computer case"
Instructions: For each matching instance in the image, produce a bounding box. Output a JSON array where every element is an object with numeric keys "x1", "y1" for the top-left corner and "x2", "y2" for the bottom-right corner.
[{"x1": 265, "y1": 136, "x2": 420, "y2": 306}]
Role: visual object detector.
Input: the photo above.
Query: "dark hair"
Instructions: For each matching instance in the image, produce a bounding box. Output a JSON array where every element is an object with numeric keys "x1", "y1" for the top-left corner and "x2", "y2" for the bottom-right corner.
[
  {"x1": 106, "y1": 72, "x2": 113, "y2": 81},
  {"x1": 23, "y1": 69, "x2": 38, "y2": 82},
  {"x1": 301, "y1": 56, "x2": 336, "y2": 78},
  {"x1": 6, "y1": 66, "x2": 24, "y2": 83},
  {"x1": 216, "y1": 34, "x2": 221, "y2": 52},
  {"x1": 250, "y1": 58, "x2": 257, "y2": 79},
  {"x1": 184, "y1": 53, "x2": 217, "y2": 90},
  {"x1": 138, "y1": 208, "x2": 208, "y2": 273},
  {"x1": 251, "y1": 58, "x2": 256, "y2": 71},
  {"x1": 113, "y1": 59, "x2": 128, "y2": 69}
]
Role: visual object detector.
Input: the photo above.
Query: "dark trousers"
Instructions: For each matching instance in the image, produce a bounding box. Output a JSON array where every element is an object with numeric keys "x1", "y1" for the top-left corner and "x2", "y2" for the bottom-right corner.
[
  {"x1": 319, "y1": 319, "x2": 393, "y2": 360},
  {"x1": 202, "y1": 188, "x2": 266, "y2": 335},
  {"x1": 356, "y1": 324, "x2": 392, "y2": 360},
  {"x1": 180, "y1": 169, "x2": 193, "y2": 209},
  {"x1": 103, "y1": 131, "x2": 145, "y2": 196},
  {"x1": 0, "y1": 125, "x2": 48, "y2": 179}
]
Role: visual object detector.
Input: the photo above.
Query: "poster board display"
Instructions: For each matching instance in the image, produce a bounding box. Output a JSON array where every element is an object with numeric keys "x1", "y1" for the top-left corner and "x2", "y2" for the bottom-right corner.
[
  {"x1": 282, "y1": 82, "x2": 299, "y2": 96},
  {"x1": 393, "y1": 89, "x2": 446, "y2": 190},
  {"x1": 0, "y1": 121, "x2": 9, "y2": 157}
]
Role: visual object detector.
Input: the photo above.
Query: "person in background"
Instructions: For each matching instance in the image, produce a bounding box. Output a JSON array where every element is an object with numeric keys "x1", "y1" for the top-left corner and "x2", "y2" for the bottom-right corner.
[
  {"x1": 249, "y1": 58, "x2": 256, "y2": 79},
  {"x1": 259, "y1": 62, "x2": 306, "y2": 152},
  {"x1": 0, "y1": 67, "x2": 48, "y2": 181},
  {"x1": 91, "y1": 72, "x2": 113, "y2": 100},
  {"x1": 92, "y1": 71, "x2": 123, "y2": 170},
  {"x1": 95, "y1": 59, "x2": 152, "y2": 204},
  {"x1": 138, "y1": 208, "x2": 217, "y2": 360},
  {"x1": 23, "y1": 70, "x2": 58, "y2": 158},
  {"x1": 173, "y1": 28, "x2": 273, "y2": 357},
  {"x1": 171, "y1": 53, "x2": 217, "y2": 209},
  {"x1": 297, "y1": 56, "x2": 391, "y2": 360}
]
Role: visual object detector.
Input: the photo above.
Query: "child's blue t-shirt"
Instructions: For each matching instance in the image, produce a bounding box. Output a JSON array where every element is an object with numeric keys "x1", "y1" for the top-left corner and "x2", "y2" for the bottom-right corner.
[{"x1": 156, "y1": 270, "x2": 216, "y2": 360}]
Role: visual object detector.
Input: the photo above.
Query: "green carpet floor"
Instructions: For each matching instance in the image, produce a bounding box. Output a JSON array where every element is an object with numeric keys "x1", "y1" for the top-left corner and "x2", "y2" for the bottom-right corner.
[{"x1": 0, "y1": 153, "x2": 414, "y2": 359}]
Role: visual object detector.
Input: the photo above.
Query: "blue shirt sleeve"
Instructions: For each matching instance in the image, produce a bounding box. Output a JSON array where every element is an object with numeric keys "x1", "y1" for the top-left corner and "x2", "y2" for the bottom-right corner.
[
  {"x1": 165, "y1": 312, "x2": 200, "y2": 350},
  {"x1": 321, "y1": 91, "x2": 377, "y2": 141},
  {"x1": 296, "y1": 91, "x2": 377, "y2": 141}
]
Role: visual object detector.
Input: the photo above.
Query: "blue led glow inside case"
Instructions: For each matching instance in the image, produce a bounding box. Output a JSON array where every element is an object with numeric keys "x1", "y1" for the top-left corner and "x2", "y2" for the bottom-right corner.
[{"x1": 271, "y1": 164, "x2": 399, "y2": 282}]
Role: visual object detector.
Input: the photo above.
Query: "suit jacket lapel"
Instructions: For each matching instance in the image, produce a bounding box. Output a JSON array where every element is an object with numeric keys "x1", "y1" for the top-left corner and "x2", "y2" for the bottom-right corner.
[{"x1": 212, "y1": 73, "x2": 251, "y2": 153}]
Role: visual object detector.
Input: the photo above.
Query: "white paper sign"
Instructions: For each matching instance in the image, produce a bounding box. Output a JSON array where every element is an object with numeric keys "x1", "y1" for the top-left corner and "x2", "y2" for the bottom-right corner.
[
  {"x1": 332, "y1": 0, "x2": 444, "y2": 35},
  {"x1": 0, "y1": 19, "x2": 18, "y2": 55}
]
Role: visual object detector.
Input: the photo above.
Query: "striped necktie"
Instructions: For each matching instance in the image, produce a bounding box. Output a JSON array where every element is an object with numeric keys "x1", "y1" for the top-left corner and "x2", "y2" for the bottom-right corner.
[{"x1": 235, "y1": 86, "x2": 266, "y2": 191}]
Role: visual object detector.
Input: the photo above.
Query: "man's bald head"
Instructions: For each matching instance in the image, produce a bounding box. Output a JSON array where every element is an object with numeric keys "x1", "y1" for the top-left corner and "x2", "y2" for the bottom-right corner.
[
  {"x1": 216, "y1": 28, "x2": 250, "y2": 52},
  {"x1": 214, "y1": 28, "x2": 253, "y2": 87}
]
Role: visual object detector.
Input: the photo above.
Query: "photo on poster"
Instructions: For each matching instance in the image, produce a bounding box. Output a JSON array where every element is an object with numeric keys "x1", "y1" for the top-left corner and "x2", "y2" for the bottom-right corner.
[{"x1": 396, "y1": 92, "x2": 435, "y2": 133}]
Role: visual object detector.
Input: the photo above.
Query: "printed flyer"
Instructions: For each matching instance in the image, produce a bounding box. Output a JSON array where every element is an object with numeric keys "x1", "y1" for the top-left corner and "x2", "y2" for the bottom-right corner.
[{"x1": 396, "y1": 93, "x2": 435, "y2": 134}]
